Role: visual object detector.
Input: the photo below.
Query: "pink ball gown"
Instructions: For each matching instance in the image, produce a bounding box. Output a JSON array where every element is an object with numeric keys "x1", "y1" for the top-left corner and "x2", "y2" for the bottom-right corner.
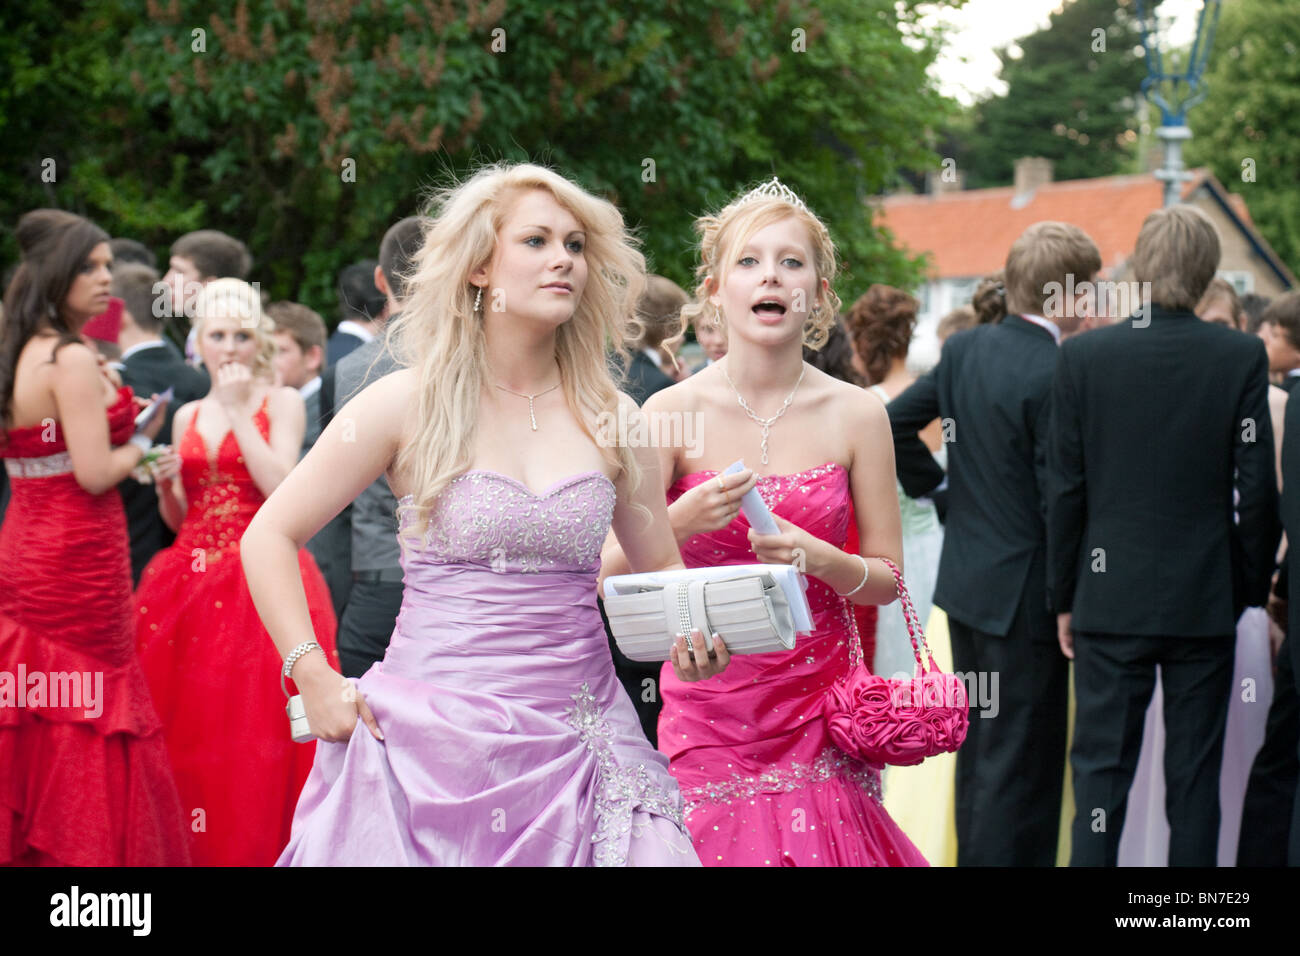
[
  {"x1": 277, "y1": 470, "x2": 698, "y2": 866},
  {"x1": 659, "y1": 462, "x2": 928, "y2": 866}
]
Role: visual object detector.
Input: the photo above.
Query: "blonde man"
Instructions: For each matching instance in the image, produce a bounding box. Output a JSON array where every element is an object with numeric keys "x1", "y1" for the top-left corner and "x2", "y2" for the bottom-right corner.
[
  {"x1": 889, "y1": 220, "x2": 1102, "y2": 866},
  {"x1": 1047, "y1": 204, "x2": 1280, "y2": 866}
]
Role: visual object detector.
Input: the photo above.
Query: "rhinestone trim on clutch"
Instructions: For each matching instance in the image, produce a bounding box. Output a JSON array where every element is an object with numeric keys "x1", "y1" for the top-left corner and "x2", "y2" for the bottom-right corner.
[
  {"x1": 678, "y1": 746, "x2": 882, "y2": 817},
  {"x1": 676, "y1": 586, "x2": 692, "y2": 638},
  {"x1": 566, "y1": 682, "x2": 688, "y2": 867},
  {"x1": 4, "y1": 451, "x2": 74, "y2": 479}
]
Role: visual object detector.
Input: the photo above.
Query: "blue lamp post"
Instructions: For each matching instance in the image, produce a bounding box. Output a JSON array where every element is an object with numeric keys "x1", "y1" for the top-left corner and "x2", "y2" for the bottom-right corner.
[{"x1": 1136, "y1": 0, "x2": 1222, "y2": 207}]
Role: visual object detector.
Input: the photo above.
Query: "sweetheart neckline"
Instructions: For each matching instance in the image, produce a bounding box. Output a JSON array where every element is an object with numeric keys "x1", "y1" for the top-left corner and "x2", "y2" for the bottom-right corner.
[
  {"x1": 675, "y1": 461, "x2": 846, "y2": 483},
  {"x1": 397, "y1": 469, "x2": 616, "y2": 504}
]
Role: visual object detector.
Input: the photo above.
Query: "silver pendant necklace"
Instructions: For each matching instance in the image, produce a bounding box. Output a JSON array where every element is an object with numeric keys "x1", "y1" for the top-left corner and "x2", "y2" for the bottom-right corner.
[
  {"x1": 720, "y1": 362, "x2": 806, "y2": 466},
  {"x1": 494, "y1": 380, "x2": 561, "y2": 431}
]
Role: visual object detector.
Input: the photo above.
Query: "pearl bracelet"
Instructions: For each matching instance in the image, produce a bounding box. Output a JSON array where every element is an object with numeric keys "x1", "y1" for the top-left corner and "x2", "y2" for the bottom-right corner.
[
  {"x1": 834, "y1": 555, "x2": 870, "y2": 598},
  {"x1": 281, "y1": 640, "x2": 322, "y2": 696}
]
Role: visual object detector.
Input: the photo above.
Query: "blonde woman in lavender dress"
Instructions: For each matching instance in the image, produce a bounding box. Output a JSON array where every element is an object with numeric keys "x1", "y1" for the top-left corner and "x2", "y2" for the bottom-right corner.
[{"x1": 242, "y1": 163, "x2": 727, "y2": 866}]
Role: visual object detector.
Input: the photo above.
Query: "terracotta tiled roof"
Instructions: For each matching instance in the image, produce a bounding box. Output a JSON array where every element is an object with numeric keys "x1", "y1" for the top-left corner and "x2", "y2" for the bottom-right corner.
[{"x1": 877, "y1": 170, "x2": 1205, "y2": 279}]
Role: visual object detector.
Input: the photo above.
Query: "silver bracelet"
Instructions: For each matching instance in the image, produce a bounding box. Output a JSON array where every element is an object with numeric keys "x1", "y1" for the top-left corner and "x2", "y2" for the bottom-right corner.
[
  {"x1": 281, "y1": 640, "x2": 322, "y2": 696},
  {"x1": 834, "y1": 555, "x2": 870, "y2": 598}
]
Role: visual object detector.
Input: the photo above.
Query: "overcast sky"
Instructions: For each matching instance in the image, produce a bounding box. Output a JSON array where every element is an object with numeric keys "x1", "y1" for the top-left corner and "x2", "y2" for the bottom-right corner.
[{"x1": 925, "y1": 0, "x2": 1207, "y2": 104}]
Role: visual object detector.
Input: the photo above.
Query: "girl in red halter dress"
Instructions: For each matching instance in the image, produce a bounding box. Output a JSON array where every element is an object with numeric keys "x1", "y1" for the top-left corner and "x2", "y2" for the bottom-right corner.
[
  {"x1": 134, "y1": 280, "x2": 337, "y2": 866},
  {"x1": 1, "y1": 210, "x2": 190, "y2": 866}
]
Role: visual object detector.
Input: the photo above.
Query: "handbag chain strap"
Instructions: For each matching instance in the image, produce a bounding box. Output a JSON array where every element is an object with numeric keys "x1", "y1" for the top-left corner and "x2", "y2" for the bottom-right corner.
[
  {"x1": 840, "y1": 557, "x2": 938, "y2": 675},
  {"x1": 879, "y1": 557, "x2": 939, "y2": 673}
]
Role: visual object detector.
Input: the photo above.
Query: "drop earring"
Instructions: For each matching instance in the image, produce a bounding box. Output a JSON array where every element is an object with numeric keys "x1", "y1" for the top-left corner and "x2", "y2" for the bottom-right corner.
[{"x1": 474, "y1": 286, "x2": 483, "y2": 315}]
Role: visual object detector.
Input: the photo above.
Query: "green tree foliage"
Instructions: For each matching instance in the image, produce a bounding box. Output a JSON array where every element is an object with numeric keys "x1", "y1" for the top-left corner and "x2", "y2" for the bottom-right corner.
[
  {"x1": 2, "y1": 0, "x2": 958, "y2": 320},
  {"x1": 1187, "y1": 0, "x2": 1300, "y2": 276},
  {"x1": 951, "y1": 0, "x2": 1146, "y2": 188}
]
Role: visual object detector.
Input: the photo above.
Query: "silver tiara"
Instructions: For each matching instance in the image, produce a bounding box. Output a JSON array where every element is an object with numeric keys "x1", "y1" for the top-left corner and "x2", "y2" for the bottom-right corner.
[{"x1": 735, "y1": 176, "x2": 808, "y2": 212}]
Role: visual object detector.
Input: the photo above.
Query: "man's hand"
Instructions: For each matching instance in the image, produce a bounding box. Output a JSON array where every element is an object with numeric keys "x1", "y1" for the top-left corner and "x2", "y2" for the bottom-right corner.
[{"x1": 1057, "y1": 612, "x2": 1074, "y2": 660}]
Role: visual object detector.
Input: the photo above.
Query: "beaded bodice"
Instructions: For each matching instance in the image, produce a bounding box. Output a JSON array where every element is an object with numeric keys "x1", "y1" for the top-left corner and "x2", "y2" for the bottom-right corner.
[
  {"x1": 174, "y1": 397, "x2": 270, "y2": 562},
  {"x1": 397, "y1": 470, "x2": 616, "y2": 574}
]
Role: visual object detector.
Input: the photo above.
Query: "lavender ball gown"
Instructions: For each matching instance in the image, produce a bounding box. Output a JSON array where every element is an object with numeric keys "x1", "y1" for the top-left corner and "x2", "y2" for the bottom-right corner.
[{"x1": 277, "y1": 470, "x2": 698, "y2": 866}]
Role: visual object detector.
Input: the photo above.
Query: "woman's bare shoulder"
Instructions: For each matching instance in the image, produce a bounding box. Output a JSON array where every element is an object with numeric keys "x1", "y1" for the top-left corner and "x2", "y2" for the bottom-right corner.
[{"x1": 268, "y1": 385, "x2": 305, "y2": 412}]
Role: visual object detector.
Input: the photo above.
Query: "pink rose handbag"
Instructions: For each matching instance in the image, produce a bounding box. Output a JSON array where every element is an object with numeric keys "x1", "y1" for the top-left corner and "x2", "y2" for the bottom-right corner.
[{"x1": 823, "y1": 557, "x2": 969, "y2": 766}]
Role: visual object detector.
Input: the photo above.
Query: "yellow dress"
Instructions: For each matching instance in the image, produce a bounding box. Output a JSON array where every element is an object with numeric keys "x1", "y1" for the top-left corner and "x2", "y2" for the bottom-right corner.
[{"x1": 881, "y1": 606, "x2": 1075, "y2": 866}]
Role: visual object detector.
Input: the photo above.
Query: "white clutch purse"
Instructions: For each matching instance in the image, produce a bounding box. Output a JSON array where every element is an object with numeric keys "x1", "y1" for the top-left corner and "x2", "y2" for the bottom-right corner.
[{"x1": 602, "y1": 564, "x2": 813, "y2": 662}]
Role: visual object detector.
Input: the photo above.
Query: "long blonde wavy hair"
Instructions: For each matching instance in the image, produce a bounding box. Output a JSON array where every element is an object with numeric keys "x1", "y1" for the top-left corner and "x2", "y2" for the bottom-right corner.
[
  {"x1": 385, "y1": 162, "x2": 646, "y2": 540},
  {"x1": 676, "y1": 186, "x2": 842, "y2": 352}
]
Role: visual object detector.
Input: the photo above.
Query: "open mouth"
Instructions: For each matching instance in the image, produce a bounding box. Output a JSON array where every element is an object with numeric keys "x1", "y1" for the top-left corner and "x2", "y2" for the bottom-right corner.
[{"x1": 752, "y1": 299, "x2": 787, "y2": 317}]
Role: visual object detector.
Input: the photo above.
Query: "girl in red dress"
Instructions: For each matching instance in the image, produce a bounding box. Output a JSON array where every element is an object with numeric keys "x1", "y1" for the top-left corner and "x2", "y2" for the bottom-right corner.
[
  {"x1": 0, "y1": 209, "x2": 191, "y2": 866},
  {"x1": 134, "y1": 278, "x2": 338, "y2": 866}
]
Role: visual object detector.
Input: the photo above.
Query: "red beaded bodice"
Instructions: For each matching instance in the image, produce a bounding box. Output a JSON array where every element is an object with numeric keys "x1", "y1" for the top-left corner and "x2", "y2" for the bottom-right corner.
[{"x1": 174, "y1": 397, "x2": 270, "y2": 563}]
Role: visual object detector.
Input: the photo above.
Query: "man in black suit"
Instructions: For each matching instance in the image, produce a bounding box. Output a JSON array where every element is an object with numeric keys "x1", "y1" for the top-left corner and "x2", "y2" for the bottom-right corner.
[
  {"x1": 326, "y1": 260, "x2": 386, "y2": 367},
  {"x1": 113, "y1": 262, "x2": 210, "y2": 583},
  {"x1": 889, "y1": 221, "x2": 1102, "y2": 866},
  {"x1": 1047, "y1": 205, "x2": 1280, "y2": 866}
]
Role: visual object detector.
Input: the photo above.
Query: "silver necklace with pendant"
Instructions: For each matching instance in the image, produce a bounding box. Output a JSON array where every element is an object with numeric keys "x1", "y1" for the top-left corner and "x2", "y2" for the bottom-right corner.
[
  {"x1": 494, "y1": 381, "x2": 561, "y2": 431},
  {"x1": 720, "y1": 362, "x2": 806, "y2": 466}
]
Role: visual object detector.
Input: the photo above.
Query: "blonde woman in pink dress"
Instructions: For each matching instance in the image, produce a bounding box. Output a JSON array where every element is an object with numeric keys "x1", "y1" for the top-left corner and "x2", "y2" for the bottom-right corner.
[{"x1": 601, "y1": 179, "x2": 927, "y2": 866}]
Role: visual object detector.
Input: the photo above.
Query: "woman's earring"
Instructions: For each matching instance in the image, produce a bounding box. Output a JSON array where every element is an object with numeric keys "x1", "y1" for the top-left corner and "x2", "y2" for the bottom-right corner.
[
  {"x1": 473, "y1": 286, "x2": 483, "y2": 315},
  {"x1": 712, "y1": 303, "x2": 722, "y2": 328}
]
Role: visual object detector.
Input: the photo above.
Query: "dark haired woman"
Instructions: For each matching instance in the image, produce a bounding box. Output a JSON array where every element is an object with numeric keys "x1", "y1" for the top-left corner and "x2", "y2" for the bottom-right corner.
[
  {"x1": 844, "y1": 284, "x2": 944, "y2": 678},
  {"x1": 0, "y1": 209, "x2": 191, "y2": 866},
  {"x1": 844, "y1": 283, "x2": 955, "y2": 863}
]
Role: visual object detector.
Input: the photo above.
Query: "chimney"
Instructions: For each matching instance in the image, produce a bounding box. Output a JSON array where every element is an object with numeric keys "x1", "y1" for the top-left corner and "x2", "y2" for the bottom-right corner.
[
  {"x1": 1013, "y1": 157, "x2": 1053, "y2": 197},
  {"x1": 926, "y1": 167, "x2": 965, "y2": 195}
]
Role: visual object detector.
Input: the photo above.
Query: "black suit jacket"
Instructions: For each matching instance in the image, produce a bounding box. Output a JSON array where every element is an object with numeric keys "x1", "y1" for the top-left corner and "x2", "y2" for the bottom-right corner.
[
  {"x1": 890, "y1": 315, "x2": 1058, "y2": 638},
  {"x1": 117, "y1": 342, "x2": 210, "y2": 584},
  {"x1": 1046, "y1": 307, "x2": 1279, "y2": 635},
  {"x1": 1283, "y1": 387, "x2": 1300, "y2": 619},
  {"x1": 618, "y1": 351, "x2": 675, "y2": 406},
  {"x1": 326, "y1": 329, "x2": 367, "y2": 368}
]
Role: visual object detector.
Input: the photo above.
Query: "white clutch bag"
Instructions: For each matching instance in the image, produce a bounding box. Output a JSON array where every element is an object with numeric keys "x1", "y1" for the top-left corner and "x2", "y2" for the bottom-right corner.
[{"x1": 602, "y1": 564, "x2": 813, "y2": 662}]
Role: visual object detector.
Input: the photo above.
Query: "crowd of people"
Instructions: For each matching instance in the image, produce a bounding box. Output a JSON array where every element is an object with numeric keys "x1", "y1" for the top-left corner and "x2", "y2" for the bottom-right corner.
[{"x1": 1, "y1": 162, "x2": 1297, "y2": 867}]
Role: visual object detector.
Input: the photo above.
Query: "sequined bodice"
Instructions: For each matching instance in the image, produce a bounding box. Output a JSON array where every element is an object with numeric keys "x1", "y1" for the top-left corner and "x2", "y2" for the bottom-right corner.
[
  {"x1": 174, "y1": 398, "x2": 270, "y2": 561},
  {"x1": 397, "y1": 470, "x2": 616, "y2": 574}
]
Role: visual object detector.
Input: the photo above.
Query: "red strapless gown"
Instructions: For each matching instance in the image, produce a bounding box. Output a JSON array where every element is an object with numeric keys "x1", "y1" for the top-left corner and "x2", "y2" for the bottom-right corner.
[
  {"x1": 0, "y1": 385, "x2": 192, "y2": 866},
  {"x1": 659, "y1": 463, "x2": 927, "y2": 866},
  {"x1": 135, "y1": 396, "x2": 338, "y2": 866}
]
